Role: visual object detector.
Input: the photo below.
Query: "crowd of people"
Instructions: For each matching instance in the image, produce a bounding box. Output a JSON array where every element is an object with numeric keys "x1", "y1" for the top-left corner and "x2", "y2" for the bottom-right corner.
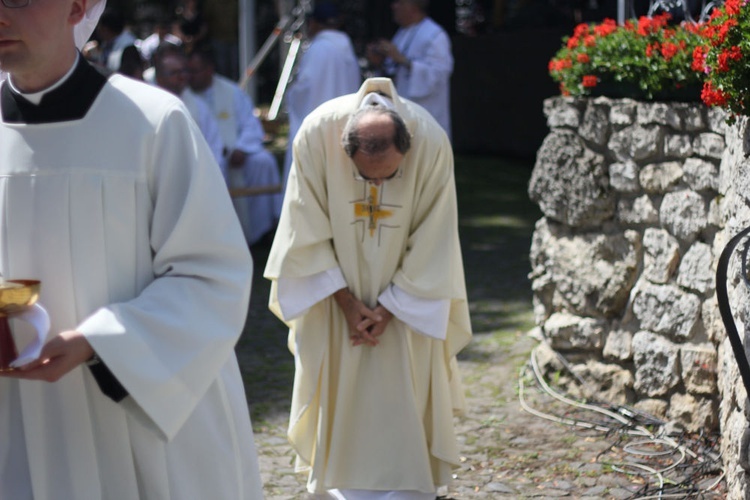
[{"x1": 0, "y1": 0, "x2": 467, "y2": 499}]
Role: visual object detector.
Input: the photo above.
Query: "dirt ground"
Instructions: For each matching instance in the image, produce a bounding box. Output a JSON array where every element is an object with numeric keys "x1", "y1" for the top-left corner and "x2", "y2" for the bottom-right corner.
[{"x1": 236, "y1": 158, "x2": 726, "y2": 499}]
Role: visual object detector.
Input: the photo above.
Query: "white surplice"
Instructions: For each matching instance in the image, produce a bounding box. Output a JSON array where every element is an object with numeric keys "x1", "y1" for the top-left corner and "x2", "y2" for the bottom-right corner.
[
  {"x1": 386, "y1": 17, "x2": 453, "y2": 138},
  {"x1": 0, "y1": 75, "x2": 262, "y2": 499},
  {"x1": 283, "y1": 29, "x2": 361, "y2": 186}
]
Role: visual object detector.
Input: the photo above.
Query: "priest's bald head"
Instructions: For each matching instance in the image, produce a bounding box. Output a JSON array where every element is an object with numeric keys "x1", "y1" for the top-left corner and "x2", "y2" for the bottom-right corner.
[
  {"x1": 341, "y1": 103, "x2": 411, "y2": 186},
  {"x1": 0, "y1": 0, "x2": 88, "y2": 92}
]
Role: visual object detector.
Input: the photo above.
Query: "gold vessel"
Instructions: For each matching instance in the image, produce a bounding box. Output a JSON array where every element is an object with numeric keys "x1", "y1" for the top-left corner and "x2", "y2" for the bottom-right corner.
[{"x1": 0, "y1": 280, "x2": 41, "y2": 371}]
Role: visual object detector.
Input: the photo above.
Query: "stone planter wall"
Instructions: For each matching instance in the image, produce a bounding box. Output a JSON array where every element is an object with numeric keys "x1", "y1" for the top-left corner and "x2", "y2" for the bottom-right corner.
[{"x1": 529, "y1": 96, "x2": 750, "y2": 497}]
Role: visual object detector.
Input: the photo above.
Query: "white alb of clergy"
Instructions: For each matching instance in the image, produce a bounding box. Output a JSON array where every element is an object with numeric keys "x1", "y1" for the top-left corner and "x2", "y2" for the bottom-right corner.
[
  {"x1": 283, "y1": 28, "x2": 361, "y2": 186},
  {"x1": 387, "y1": 17, "x2": 453, "y2": 138},
  {"x1": 265, "y1": 78, "x2": 472, "y2": 497},
  {"x1": 0, "y1": 56, "x2": 262, "y2": 500},
  {"x1": 193, "y1": 74, "x2": 282, "y2": 245}
]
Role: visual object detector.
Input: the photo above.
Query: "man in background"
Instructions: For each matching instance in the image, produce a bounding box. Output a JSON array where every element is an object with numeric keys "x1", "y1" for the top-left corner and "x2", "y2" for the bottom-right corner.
[
  {"x1": 366, "y1": 0, "x2": 454, "y2": 138},
  {"x1": 188, "y1": 45, "x2": 282, "y2": 246},
  {"x1": 282, "y1": 1, "x2": 361, "y2": 187}
]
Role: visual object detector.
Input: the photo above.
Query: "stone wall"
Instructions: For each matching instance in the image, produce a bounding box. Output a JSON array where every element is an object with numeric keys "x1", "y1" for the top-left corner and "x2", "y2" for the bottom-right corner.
[{"x1": 528, "y1": 96, "x2": 750, "y2": 497}]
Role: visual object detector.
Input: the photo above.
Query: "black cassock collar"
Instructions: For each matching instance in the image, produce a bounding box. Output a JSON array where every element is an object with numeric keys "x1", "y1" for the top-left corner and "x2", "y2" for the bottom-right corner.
[{"x1": 1, "y1": 56, "x2": 108, "y2": 124}]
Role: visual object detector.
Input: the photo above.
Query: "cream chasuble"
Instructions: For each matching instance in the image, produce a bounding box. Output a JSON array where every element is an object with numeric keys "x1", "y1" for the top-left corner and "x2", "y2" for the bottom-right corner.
[
  {"x1": 265, "y1": 78, "x2": 472, "y2": 495},
  {"x1": 0, "y1": 73, "x2": 262, "y2": 499}
]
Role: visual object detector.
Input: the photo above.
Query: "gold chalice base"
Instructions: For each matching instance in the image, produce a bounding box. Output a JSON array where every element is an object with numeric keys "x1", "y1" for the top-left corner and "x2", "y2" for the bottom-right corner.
[
  {"x1": 0, "y1": 279, "x2": 40, "y2": 316},
  {"x1": 0, "y1": 280, "x2": 41, "y2": 372}
]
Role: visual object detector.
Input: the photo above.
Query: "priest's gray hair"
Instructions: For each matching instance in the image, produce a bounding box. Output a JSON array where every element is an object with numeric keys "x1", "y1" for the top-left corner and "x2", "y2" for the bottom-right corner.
[{"x1": 341, "y1": 105, "x2": 411, "y2": 158}]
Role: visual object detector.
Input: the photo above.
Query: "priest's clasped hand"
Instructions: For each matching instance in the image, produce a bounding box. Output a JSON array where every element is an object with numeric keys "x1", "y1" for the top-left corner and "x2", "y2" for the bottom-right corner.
[{"x1": 333, "y1": 288, "x2": 393, "y2": 347}]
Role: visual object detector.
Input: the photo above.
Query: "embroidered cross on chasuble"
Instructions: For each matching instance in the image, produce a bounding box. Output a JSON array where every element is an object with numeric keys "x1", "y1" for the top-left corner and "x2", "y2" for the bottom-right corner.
[{"x1": 353, "y1": 185, "x2": 400, "y2": 239}]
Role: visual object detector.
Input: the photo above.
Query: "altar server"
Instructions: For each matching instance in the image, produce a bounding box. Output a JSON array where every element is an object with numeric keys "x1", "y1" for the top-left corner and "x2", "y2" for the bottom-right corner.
[{"x1": 0, "y1": 1, "x2": 263, "y2": 499}]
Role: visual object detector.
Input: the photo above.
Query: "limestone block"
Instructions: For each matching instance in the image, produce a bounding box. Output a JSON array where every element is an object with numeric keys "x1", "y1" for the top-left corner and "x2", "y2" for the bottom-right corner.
[
  {"x1": 609, "y1": 161, "x2": 640, "y2": 193},
  {"x1": 529, "y1": 130, "x2": 614, "y2": 227},
  {"x1": 668, "y1": 392, "x2": 718, "y2": 431},
  {"x1": 617, "y1": 195, "x2": 659, "y2": 225},
  {"x1": 707, "y1": 196, "x2": 722, "y2": 228},
  {"x1": 680, "y1": 345, "x2": 718, "y2": 395},
  {"x1": 609, "y1": 100, "x2": 636, "y2": 126},
  {"x1": 571, "y1": 360, "x2": 634, "y2": 404},
  {"x1": 580, "y1": 101, "x2": 611, "y2": 146},
  {"x1": 544, "y1": 97, "x2": 582, "y2": 128},
  {"x1": 632, "y1": 283, "x2": 701, "y2": 341},
  {"x1": 543, "y1": 312, "x2": 605, "y2": 351},
  {"x1": 642, "y1": 228, "x2": 680, "y2": 284},
  {"x1": 693, "y1": 132, "x2": 726, "y2": 160},
  {"x1": 706, "y1": 106, "x2": 728, "y2": 135},
  {"x1": 633, "y1": 331, "x2": 680, "y2": 397},
  {"x1": 682, "y1": 106, "x2": 706, "y2": 132},
  {"x1": 639, "y1": 161, "x2": 684, "y2": 193},
  {"x1": 676, "y1": 242, "x2": 714, "y2": 294},
  {"x1": 683, "y1": 158, "x2": 719, "y2": 192},
  {"x1": 529, "y1": 222, "x2": 640, "y2": 318},
  {"x1": 608, "y1": 125, "x2": 665, "y2": 162},
  {"x1": 637, "y1": 102, "x2": 682, "y2": 129},
  {"x1": 664, "y1": 134, "x2": 693, "y2": 159},
  {"x1": 659, "y1": 190, "x2": 707, "y2": 243},
  {"x1": 633, "y1": 398, "x2": 668, "y2": 419},
  {"x1": 603, "y1": 329, "x2": 633, "y2": 361},
  {"x1": 702, "y1": 295, "x2": 723, "y2": 343}
]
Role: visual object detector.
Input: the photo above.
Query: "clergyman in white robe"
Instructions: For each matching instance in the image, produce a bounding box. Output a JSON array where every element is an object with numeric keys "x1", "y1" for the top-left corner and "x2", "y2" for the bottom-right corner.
[
  {"x1": 0, "y1": 54, "x2": 263, "y2": 500},
  {"x1": 385, "y1": 17, "x2": 454, "y2": 138},
  {"x1": 265, "y1": 78, "x2": 471, "y2": 499},
  {"x1": 192, "y1": 74, "x2": 283, "y2": 246},
  {"x1": 283, "y1": 27, "x2": 361, "y2": 187}
]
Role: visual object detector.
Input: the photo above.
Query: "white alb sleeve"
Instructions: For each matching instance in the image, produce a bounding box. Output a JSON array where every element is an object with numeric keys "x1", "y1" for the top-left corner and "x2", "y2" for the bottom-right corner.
[
  {"x1": 277, "y1": 267, "x2": 347, "y2": 320},
  {"x1": 378, "y1": 284, "x2": 450, "y2": 340}
]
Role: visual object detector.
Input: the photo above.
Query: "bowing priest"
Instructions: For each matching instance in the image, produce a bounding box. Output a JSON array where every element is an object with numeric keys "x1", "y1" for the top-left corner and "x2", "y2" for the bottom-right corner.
[
  {"x1": 265, "y1": 78, "x2": 472, "y2": 499},
  {"x1": 0, "y1": 0, "x2": 263, "y2": 499}
]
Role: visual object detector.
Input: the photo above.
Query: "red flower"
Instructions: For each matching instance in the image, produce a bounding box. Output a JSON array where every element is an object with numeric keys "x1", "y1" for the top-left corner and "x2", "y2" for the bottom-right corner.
[
  {"x1": 583, "y1": 35, "x2": 596, "y2": 47},
  {"x1": 701, "y1": 81, "x2": 730, "y2": 106},
  {"x1": 646, "y1": 43, "x2": 659, "y2": 58},
  {"x1": 593, "y1": 18, "x2": 617, "y2": 37},
  {"x1": 692, "y1": 46, "x2": 708, "y2": 72},
  {"x1": 567, "y1": 37, "x2": 579, "y2": 49},
  {"x1": 660, "y1": 42, "x2": 679, "y2": 61},
  {"x1": 717, "y1": 45, "x2": 742, "y2": 72},
  {"x1": 573, "y1": 23, "x2": 589, "y2": 38},
  {"x1": 582, "y1": 75, "x2": 598, "y2": 88},
  {"x1": 577, "y1": 53, "x2": 590, "y2": 63},
  {"x1": 724, "y1": 0, "x2": 742, "y2": 16}
]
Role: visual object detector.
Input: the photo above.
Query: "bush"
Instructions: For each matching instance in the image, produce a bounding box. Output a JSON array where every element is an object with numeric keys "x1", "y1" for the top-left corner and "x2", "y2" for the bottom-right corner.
[
  {"x1": 695, "y1": 0, "x2": 750, "y2": 122},
  {"x1": 549, "y1": 14, "x2": 706, "y2": 101}
]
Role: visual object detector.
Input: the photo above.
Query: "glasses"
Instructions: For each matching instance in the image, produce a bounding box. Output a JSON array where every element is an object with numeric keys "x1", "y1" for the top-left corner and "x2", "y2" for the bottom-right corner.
[{"x1": 1, "y1": 0, "x2": 30, "y2": 7}]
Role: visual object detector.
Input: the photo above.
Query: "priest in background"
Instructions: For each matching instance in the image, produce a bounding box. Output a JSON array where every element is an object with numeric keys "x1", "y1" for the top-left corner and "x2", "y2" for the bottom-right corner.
[
  {"x1": 187, "y1": 44, "x2": 283, "y2": 247},
  {"x1": 0, "y1": 0, "x2": 263, "y2": 498},
  {"x1": 282, "y1": 1, "x2": 361, "y2": 189},
  {"x1": 265, "y1": 78, "x2": 471, "y2": 499},
  {"x1": 366, "y1": 0, "x2": 454, "y2": 139}
]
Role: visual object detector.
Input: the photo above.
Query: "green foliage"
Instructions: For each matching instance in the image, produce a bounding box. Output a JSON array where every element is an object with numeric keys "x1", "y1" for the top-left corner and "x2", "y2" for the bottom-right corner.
[{"x1": 548, "y1": 14, "x2": 706, "y2": 100}]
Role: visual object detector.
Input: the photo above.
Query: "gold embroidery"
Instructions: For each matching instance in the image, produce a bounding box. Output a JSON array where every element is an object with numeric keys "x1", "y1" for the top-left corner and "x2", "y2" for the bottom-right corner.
[{"x1": 354, "y1": 185, "x2": 394, "y2": 237}]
